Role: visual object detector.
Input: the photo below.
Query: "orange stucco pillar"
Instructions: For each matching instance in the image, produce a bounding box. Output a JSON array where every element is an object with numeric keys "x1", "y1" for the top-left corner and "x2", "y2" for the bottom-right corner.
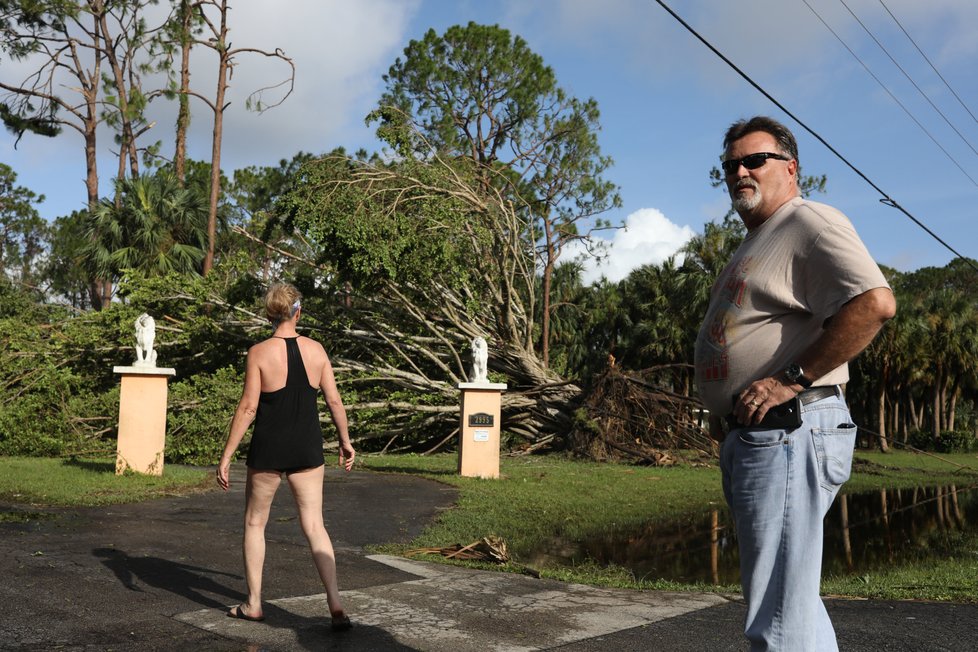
[
  {"x1": 458, "y1": 382, "x2": 507, "y2": 479},
  {"x1": 113, "y1": 366, "x2": 176, "y2": 475}
]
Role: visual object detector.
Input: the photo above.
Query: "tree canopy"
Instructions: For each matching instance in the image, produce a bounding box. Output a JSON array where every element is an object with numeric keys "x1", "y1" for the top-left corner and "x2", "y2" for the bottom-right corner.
[
  {"x1": 372, "y1": 22, "x2": 621, "y2": 365},
  {"x1": 84, "y1": 171, "x2": 209, "y2": 280},
  {"x1": 0, "y1": 162, "x2": 48, "y2": 285},
  {"x1": 283, "y1": 139, "x2": 581, "y2": 450}
]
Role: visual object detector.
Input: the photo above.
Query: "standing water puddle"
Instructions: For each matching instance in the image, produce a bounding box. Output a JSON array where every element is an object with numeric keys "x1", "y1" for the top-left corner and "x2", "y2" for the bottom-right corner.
[{"x1": 526, "y1": 484, "x2": 978, "y2": 584}]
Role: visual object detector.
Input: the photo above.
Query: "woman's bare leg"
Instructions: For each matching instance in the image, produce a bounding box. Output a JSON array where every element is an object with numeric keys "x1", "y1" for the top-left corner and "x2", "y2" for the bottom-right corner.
[
  {"x1": 286, "y1": 465, "x2": 345, "y2": 617},
  {"x1": 240, "y1": 468, "x2": 282, "y2": 618}
]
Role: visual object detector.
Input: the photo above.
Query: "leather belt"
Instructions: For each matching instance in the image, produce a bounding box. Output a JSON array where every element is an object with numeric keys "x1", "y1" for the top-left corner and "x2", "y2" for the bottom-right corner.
[{"x1": 797, "y1": 385, "x2": 840, "y2": 405}]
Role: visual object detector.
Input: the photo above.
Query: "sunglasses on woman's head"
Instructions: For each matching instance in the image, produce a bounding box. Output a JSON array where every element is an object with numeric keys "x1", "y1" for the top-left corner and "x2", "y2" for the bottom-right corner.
[{"x1": 721, "y1": 152, "x2": 789, "y2": 175}]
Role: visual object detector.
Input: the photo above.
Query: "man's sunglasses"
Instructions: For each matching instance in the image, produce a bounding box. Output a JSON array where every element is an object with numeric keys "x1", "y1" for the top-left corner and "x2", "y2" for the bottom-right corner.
[{"x1": 721, "y1": 152, "x2": 789, "y2": 175}]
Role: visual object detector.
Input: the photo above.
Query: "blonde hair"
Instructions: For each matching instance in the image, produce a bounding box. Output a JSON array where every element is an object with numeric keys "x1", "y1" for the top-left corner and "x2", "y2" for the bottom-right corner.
[{"x1": 264, "y1": 282, "x2": 302, "y2": 324}]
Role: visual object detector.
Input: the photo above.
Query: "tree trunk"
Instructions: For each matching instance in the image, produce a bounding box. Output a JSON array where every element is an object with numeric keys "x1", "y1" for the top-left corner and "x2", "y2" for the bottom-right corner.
[
  {"x1": 892, "y1": 397, "x2": 900, "y2": 444},
  {"x1": 174, "y1": 0, "x2": 193, "y2": 185},
  {"x1": 947, "y1": 387, "x2": 961, "y2": 430},
  {"x1": 82, "y1": 12, "x2": 108, "y2": 310},
  {"x1": 85, "y1": 125, "x2": 106, "y2": 308},
  {"x1": 894, "y1": 397, "x2": 903, "y2": 443},
  {"x1": 877, "y1": 380, "x2": 889, "y2": 452},
  {"x1": 96, "y1": 6, "x2": 139, "y2": 181},
  {"x1": 939, "y1": 373, "x2": 951, "y2": 432},
  {"x1": 202, "y1": 0, "x2": 229, "y2": 276},
  {"x1": 537, "y1": 209, "x2": 557, "y2": 368},
  {"x1": 116, "y1": 127, "x2": 128, "y2": 183},
  {"x1": 839, "y1": 494, "x2": 854, "y2": 571},
  {"x1": 540, "y1": 256, "x2": 552, "y2": 367},
  {"x1": 907, "y1": 393, "x2": 918, "y2": 431},
  {"x1": 901, "y1": 400, "x2": 910, "y2": 443}
]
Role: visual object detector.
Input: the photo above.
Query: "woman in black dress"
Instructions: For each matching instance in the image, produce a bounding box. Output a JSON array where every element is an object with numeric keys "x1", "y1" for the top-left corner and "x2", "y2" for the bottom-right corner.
[{"x1": 217, "y1": 282, "x2": 355, "y2": 630}]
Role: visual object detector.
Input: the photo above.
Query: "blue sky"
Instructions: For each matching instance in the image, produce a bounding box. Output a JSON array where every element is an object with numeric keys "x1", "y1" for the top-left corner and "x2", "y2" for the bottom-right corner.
[{"x1": 4, "y1": 0, "x2": 978, "y2": 281}]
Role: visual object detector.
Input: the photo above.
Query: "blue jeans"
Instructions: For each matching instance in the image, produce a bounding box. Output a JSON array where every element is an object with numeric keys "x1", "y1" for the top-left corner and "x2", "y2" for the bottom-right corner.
[{"x1": 720, "y1": 394, "x2": 856, "y2": 652}]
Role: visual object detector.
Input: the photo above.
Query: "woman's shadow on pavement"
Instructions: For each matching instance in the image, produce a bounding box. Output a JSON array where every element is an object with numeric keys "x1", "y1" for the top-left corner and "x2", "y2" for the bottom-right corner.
[
  {"x1": 94, "y1": 547, "x2": 416, "y2": 650},
  {"x1": 94, "y1": 546, "x2": 243, "y2": 610}
]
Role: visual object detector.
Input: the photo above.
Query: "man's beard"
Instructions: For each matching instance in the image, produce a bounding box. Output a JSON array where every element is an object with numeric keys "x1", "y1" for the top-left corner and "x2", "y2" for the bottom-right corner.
[{"x1": 731, "y1": 179, "x2": 762, "y2": 212}]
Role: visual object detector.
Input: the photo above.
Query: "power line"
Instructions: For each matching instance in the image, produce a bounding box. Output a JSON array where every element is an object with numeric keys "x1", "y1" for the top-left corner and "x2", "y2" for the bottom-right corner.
[
  {"x1": 803, "y1": 0, "x2": 978, "y2": 188},
  {"x1": 837, "y1": 0, "x2": 978, "y2": 161},
  {"x1": 651, "y1": 0, "x2": 978, "y2": 275},
  {"x1": 878, "y1": 0, "x2": 978, "y2": 130}
]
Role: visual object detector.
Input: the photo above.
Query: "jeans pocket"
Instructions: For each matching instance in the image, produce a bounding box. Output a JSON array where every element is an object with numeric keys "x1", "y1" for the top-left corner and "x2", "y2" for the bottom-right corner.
[
  {"x1": 738, "y1": 428, "x2": 786, "y2": 448},
  {"x1": 812, "y1": 424, "x2": 857, "y2": 489}
]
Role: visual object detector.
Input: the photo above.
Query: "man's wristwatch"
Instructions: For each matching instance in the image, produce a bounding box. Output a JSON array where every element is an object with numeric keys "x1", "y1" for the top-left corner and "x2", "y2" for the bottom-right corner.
[{"x1": 783, "y1": 363, "x2": 813, "y2": 389}]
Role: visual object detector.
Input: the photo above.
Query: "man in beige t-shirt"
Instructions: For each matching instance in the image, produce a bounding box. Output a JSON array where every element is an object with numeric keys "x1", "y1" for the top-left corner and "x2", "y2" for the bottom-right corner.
[{"x1": 694, "y1": 116, "x2": 895, "y2": 651}]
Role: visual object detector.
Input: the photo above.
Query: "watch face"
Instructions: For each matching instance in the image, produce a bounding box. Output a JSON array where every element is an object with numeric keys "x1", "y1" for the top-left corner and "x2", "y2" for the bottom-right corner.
[{"x1": 786, "y1": 364, "x2": 802, "y2": 381}]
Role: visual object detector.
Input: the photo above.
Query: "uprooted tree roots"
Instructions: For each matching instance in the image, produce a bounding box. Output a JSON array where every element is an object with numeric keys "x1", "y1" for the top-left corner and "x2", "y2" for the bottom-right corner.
[
  {"x1": 405, "y1": 536, "x2": 544, "y2": 577},
  {"x1": 406, "y1": 536, "x2": 510, "y2": 564},
  {"x1": 568, "y1": 363, "x2": 716, "y2": 465}
]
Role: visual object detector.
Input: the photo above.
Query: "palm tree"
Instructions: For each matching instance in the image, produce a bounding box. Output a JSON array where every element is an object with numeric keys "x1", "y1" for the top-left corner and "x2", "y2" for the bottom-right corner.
[
  {"x1": 930, "y1": 291, "x2": 978, "y2": 434},
  {"x1": 613, "y1": 258, "x2": 702, "y2": 395},
  {"x1": 680, "y1": 215, "x2": 745, "y2": 281},
  {"x1": 83, "y1": 172, "x2": 208, "y2": 292},
  {"x1": 856, "y1": 269, "x2": 928, "y2": 450},
  {"x1": 546, "y1": 261, "x2": 627, "y2": 383}
]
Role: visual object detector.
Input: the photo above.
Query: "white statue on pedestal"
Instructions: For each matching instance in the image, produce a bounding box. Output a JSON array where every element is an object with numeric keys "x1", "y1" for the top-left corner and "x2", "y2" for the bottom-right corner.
[
  {"x1": 134, "y1": 313, "x2": 158, "y2": 367},
  {"x1": 471, "y1": 336, "x2": 488, "y2": 382}
]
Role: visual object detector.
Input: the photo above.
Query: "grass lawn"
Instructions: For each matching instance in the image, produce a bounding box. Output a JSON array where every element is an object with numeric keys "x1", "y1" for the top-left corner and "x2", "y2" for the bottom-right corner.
[
  {"x1": 0, "y1": 456, "x2": 210, "y2": 508},
  {"x1": 360, "y1": 450, "x2": 978, "y2": 602},
  {"x1": 821, "y1": 533, "x2": 978, "y2": 603},
  {"x1": 847, "y1": 449, "x2": 978, "y2": 492}
]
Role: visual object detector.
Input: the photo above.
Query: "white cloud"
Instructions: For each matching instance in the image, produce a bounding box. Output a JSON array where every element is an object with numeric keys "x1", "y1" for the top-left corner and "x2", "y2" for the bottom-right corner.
[
  {"x1": 173, "y1": 0, "x2": 420, "y2": 166},
  {"x1": 564, "y1": 208, "x2": 696, "y2": 286},
  {"x1": 2, "y1": 0, "x2": 421, "y2": 218}
]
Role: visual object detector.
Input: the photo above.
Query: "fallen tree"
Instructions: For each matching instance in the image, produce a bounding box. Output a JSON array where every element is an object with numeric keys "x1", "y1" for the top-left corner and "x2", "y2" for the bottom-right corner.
[
  {"x1": 569, "y1": 361, "x2": 715, "y2": 464},
  {"x1": 280, "y1": 141, "x2": 584, "y2": 451}
]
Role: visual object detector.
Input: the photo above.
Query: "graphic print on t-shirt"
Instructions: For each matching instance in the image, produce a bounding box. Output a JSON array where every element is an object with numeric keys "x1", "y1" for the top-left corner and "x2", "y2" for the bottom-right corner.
[{"x1": 697, "y1": 255, "x2": 753, "y2": 384}]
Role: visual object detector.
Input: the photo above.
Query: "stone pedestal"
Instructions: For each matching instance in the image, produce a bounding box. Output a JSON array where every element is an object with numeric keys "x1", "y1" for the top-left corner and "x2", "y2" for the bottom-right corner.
[
  {"x1": 113, "y1": 366, "x2": 176, "y2": 475},
  {"x1": 458, "y1": 382, "x2": 507, "y2": 479}
]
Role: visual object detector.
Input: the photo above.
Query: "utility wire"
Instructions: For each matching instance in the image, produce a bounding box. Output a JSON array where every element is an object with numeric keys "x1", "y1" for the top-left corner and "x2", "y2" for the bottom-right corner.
[
  {"x1": 803, "y1": 0, "x2": 978, "y2": 188},
  {"x1": 838, "y1": 0, "x2": 978, "y2": 161},
  {"x1": 652, "y1": 0, "x2": 978, "y2": 275},
  {"x1": 879, "y1": 0, "x2": 978, "y2": 130}
]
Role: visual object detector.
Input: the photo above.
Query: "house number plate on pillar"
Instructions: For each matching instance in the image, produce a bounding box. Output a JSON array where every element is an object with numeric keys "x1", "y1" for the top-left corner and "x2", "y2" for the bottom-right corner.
[{"x1": 468, "y1": 413, "x2": 494, "y2": 427}]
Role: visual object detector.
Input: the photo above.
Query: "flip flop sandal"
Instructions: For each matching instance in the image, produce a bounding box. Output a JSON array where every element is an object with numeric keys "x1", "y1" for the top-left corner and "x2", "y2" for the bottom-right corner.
[
  {"x1": 330, "y1": 613, "x2": 353, "y2": 632},
  {"x1": 227, "y1": 605, "x2": 265, "y2": 622}
]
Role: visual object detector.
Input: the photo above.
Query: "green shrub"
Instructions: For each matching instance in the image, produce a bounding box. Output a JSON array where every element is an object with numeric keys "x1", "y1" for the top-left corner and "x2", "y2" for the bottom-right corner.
[
  {"x1": 908, "y1": 428, "x2": 978, "y2": 453},
  {"x1": 0, "y1": 266, "x2": 271, "y2": 461},
  {"x1": 939, "y1": 429, "x2": 978, "y2": 452},
  {"x1": 0, "y1": 369, "x2": 119, "y2": 457},
  {"x1": 166, "y1": 366, "x2": 243, "y2": 465}
]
